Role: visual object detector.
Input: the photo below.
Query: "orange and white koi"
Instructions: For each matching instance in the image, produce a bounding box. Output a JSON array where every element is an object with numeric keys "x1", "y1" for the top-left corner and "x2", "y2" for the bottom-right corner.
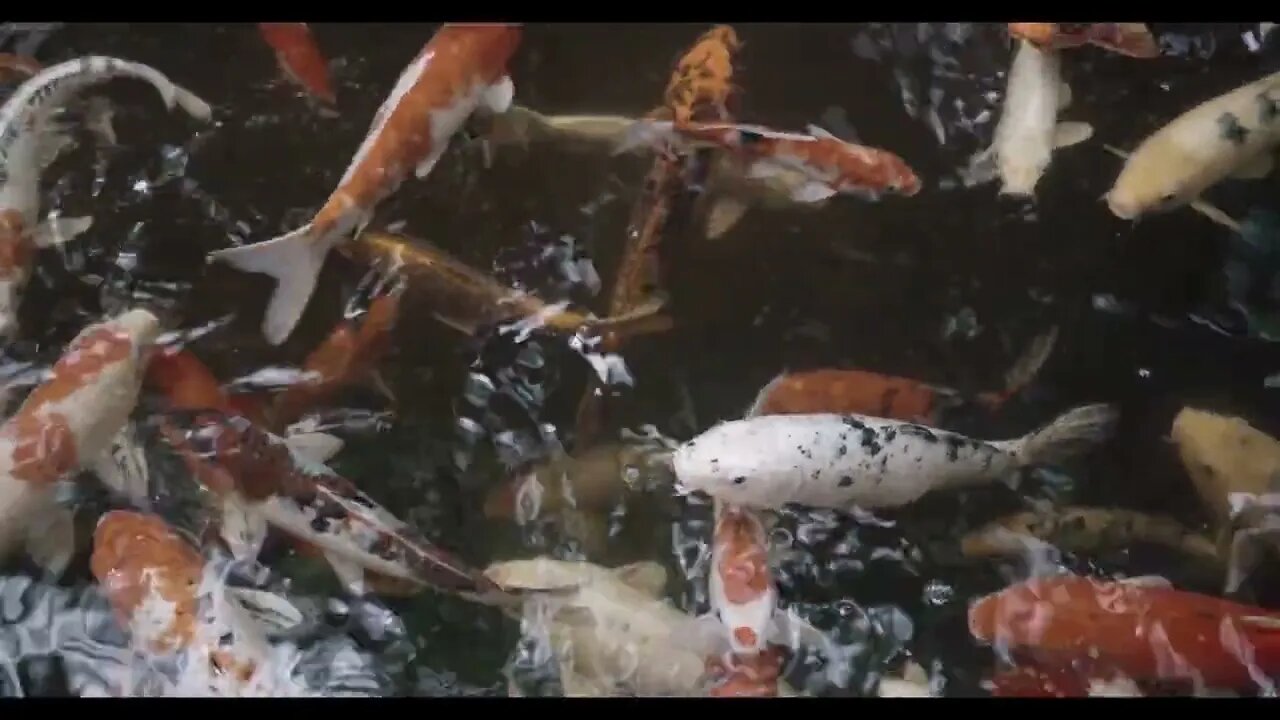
[
  {"x1": 748, "y1": 327, "x2": 1058, "y2": 421},
  {"x1": 616, "y1": 120, "x2": 921, "y2": 203},
  {"x1": 257, "y1": 23, "x2": 336, "y2": 107},
  {"x1": 89, "y1": 510, "x2": 342, "y2": 696},
  {"x1": 1007, "y1": 23, "x2": 1160, "y2": 59},
  {"x1": 0, "y1": 309, "x2": 161, "y2": 575},
  {"x1": 0, "y1": 53, "x2": 41, "y2": 83},
  {"x1": 964, "y1": 40, "x2": 1092, "y2": 197},
  {"x1": 0, "y1": 57, "x2": 211, "y2": 340},
  {"x1": 156, "y1": 408, "x2": 512, "y2": 608},
  {"x1": 210, "y1": 24, "x2": 522, "y2": 346},
  {"x1": 969, "y1": 573, "x2": 1280, "y2": 692},
  {"x1": 704, "y1": 646, "x2": 787, "y2": 697},
  {"x1": 706, "y1": 502, "x2": 778, "y2": 656},
  {"x1": 1107, "y1": 70, "x2": 1280, "y2": 220}
]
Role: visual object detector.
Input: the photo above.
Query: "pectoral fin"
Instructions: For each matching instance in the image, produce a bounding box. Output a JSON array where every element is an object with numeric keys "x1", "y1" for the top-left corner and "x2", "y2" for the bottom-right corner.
[
  {"x1": 415, "y1": 147, "x2": 446, "y2": 179},
  {"x1": 611, "y1": 561, "x2": 668, "y2": 597},
  {"x1": 482, "y1": 76, "x2": 515, "y2": 115},
  {"x1": 225, "y1": 587, "x2": 306, "y2": 634},
  {"x1": 961, "y1": 146, "x2": 999, "y2": 187},
  {"x1": 284, "y1": 431, "x2": 345, "y2": 464},
  {"x1": 704, "y1": 195, "x2": 753, "y2": 240},
  {"x1": 1230, "y1": 154, "x2": 1274, "y2": 180},
  {"x1": 325, "y1": 551, "x2": 368, "y2": 595},
  {"x1": 1052, "y1": 122, "x2": 1093, "y2": 149},
  {"x1": 27, "y1": 506, "x2": 75, "y2": 577},
  {"x1": 1057, "y1": 82, "x2": 1073, "y2": 111},
  {"x1": 32, "y1": 215, "x2": 93, "y2": 248},
  {"x1": 790, "y1": 181, "x2": 838, "y2": 204}
]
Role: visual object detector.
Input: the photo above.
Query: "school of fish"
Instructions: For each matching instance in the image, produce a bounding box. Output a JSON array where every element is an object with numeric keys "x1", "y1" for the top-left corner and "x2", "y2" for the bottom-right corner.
[{"x1": 0, "y1": 21, "x2": 1275, "y2": 698}]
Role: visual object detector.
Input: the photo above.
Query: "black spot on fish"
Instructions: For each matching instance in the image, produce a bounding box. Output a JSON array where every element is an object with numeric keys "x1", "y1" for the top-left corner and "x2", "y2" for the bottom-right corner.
[
  {"x1": 899, "y1": 424, "x2": 938, "y2": 442},
  {"x1": 349, "y1": 494, "x2": 375, "y2": 508},
  {"x1": 836, "y1": 444, "x2": 848, "y2": 458},
  {"x1": 738, "y1": 129, "x2": 765, "y2": 146},
  {"x1": 944, "y1": 436, "x2": 965, "y2": 462},
  {"x1": 838, "y1": 475, "x2": 854, "y2": 487},
  {"x1": 882, "y1": 428, "x2": 897, "y2": 444},
  {"x1": 879, "y1": 455, "x2": 889, "y2": 471},
  {"x1": 309, "y1": 515, "x2": 330, "y2": 533},
  {"x1": 1217, "y1": 112, "x2": 1249, "y2": 144},
  {"x1": 218, "y1": 633, "x2": 233, "y2": 646},
  {"x1": 810, "y1": 469, "x2": 821, "y2": 481},
  {"x1": 1259, "y1": 93, "x2": 1278, "y2": 124},
  {"x1": 733, "y1": 476, "x2": 747, "y2": 485}
]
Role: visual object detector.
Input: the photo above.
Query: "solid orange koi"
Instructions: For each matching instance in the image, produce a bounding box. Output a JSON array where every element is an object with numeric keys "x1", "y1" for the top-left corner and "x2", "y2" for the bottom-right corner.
[
  {"x1": 969, "y1": 573, "x2": 1280, "y2": 691},
  {"x1": 211, "y1": 24, "x2": 522, "y2": 346},
  {"x1": 257, "y1": 23, "x2": 336, "y2": 106},
  {"x1": 1007, "y1": 23, "x2": 1160, "y2": 59},
  {"x1": 748, "y1": 327, "x2": 1057, "y2": 421}
]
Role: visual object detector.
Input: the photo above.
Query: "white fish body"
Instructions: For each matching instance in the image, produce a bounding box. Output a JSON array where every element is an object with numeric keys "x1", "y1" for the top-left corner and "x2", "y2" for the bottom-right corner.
[
  {"x1": 968, "y1": 41, "x2": 1092, "y2": 197},
  {"x1": 0, "y1": 309, "x2": 161, "y2": 572},
  {"x1": 1107, "y1": 70, "x2": 1280, "y2": 219},
  {"x1": 672, "y1": 404, "x2": 1117, "y2": 511},
  {"x1": 0, "y1": 58, "x2": 210, "y2": 339},
  {"x1": 485, "y1": 558, "x2": 715, "y2": 696}
]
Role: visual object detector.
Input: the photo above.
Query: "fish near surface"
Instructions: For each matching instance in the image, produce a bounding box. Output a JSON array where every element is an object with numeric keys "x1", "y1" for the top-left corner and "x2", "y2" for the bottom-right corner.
[
  {"x1": 968, "y1": 573, "x2": 1280, "y2": 692},
  {"x1": 673, "y1": 404, "x2": 1117, "y2": 512},
  {"x1": 487, "y1": 557, "x2": 738, "y2": 696},
  {"x1": 209, "y1": 24, "x2": 522, "y2": 346},
  {"x1": 748, "y1": 327, "x2": 1058, "y2": 421},
  {"x1": 90, "y1": 510, "x2": 375, "y2": 697},
  {"x1": 705, "y1": 502, "x2": 778, "y2": 657},
  {"x1": 617, "y1": 120, "x2": 921, "y2": 204},
  {"x1": 0, "y1": 56, "x2": 212, "y2": 340},
  {"x1": 965, "y1": 40, "x2": 1093, "y2": 197},
  {"x1": 1107, "y1": 70, "x2": 1280, "y2": 220},
  {"x1": 257, "y1": 23, "x2": 336, "y2": 107},
  {"x1": 1170, "y1": 407, "x2": 1280, "y2": 593},
  {"x1": 157, "y1": 409, "x2": 511, "y2": 608},
  {"x1": 1007, "y1": 23, "x2": 1160, "y2": 59},
  {"x1": 0, "y1": 309, "x2": 161, "y2": 575}
]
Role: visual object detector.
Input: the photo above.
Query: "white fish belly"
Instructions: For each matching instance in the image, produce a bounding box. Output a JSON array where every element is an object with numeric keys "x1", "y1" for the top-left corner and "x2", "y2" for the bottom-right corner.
[
  {"x1": 674, "y1": 414, "x2": 1017, "y2": 510},
  {"x1": 994, "y1": 42, "x2": 1061, "y2": 194}
]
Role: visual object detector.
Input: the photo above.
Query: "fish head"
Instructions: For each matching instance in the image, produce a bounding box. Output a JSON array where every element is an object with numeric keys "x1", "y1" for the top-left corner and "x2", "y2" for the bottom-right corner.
[
  {"x1": 710, "y1": 506, "x2": 777, "y2": 654},
  {"x1": 91, "y1": 510, "x2": 204, "y2": 655},
  {"x1": 997, "y1": 153, "x2": 1049, "y2": 198},
  {"x1": 1105, "y1": 140, "x2": 1203, "y2": 219},
  {"x1": 671, "y1": 420, "x2": 783, "y2": 507}
]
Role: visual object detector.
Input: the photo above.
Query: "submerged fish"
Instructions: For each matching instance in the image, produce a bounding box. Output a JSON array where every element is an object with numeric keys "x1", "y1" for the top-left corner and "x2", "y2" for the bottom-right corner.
[
  {"x1": 617, "y1": 119, "x2": 921, "y2": 203},
  {"x1": 0, "y1": 56, "x2": 211, "y2": 340},
  {"x1": 672, "y1": 404, "x2": 1117, "y2": 511},
  {"x1": 340, "y1": 230, "x2": 672, "y2": 351},
  {"x1": 0, "y1": 309, "x2": 161, "y2": 575},
  {"x1": 959, "y1": 506, "x2": 1220, "y2": 563},
  {"x1": 747, "y1": 327, "x2": 1058, "y2": 421},
  {"x1": 209, "y1": 24, "x2": 522, "y2": 346},
  {"x1": 1007, "y1": 23, "x2": 1160, "y2": 59},
  {"x1": 965, "y1": 40, "x2": 1092, "y2": 197},
  {"x1": 969, "y1": 573, "x2": 1280, "y2": 692},
  {"x1": 257, "y1": 23, "x2": 336, "y2": 107},
  {"x1": 1106, "y1": 70, "x2": 1280, "y2": 220}
]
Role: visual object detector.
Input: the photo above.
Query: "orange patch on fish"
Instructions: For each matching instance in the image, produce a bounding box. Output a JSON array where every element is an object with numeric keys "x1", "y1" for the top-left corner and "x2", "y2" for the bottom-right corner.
[
  {"x1": 4, "y1": 411, "x2": 78, "y2": 483},
  {"x1": 663, "y1": 25, "x2": 740, "y2": 124},
  {"x1": 91, "y1": 510, "x2": 203, "y2": 654},
  {"x1": 0, "y1": 209, "x2": 34, "y2": 280},
  {"x1": 258, "y1": 23, "x2": 336, "y2": 106},
  {"x1": 0, "y1": 52, "x2": 42, "y2": 82},
  {"x1": 705, "y1": 646, "x2": 785, "y2": 697},
  {"x1": 23, "y1": 325, "x2": 136, "y2": 409},
  {"x1": 755, "y1": 369, "x2": 938, "y2": 421},
  {"x1": 714, "y1": 506, "x2": 771, "y2": 604}
]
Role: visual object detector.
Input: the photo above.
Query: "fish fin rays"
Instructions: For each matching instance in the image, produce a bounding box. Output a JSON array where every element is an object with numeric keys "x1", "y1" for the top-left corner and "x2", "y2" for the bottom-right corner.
[
  {"x1": 208, "y1": 224, "x2": 329, "y2": 346},
  {"x1": 1053, "y1": 122, "x2": 1093, "y2": 149}
]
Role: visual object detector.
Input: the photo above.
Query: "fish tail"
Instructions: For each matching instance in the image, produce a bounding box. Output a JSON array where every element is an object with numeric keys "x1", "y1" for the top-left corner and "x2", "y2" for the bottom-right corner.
[
  {"x1": 208, "y1": 223, "x2": 331, "y2": 345},
  {"x1": 1086, "y1": 23, "x2": 1160, "y2": 59},
  {"x1": 613, "y1": 119, "x2": 674, "y2": 156},
  {"x1": 985, "y1": 325, "x2": 1061, "y2": 409},
  {"x1": 1002, "y1": 403, "x2": 1119, "y2": 467}
]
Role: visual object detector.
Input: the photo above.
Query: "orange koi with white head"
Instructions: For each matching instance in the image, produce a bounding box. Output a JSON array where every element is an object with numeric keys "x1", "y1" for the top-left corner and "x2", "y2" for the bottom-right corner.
[
  {"x1": 707, "y1": 502, "x2": 778, "y2": 656},
  {"x1": 210, "y1": 24, "x2": 522, "y2": 346},
  {"x1": 617, "y1": 120, "x2": 921, "y2": 204},
  {"x1": 0, "y1": 309, "x2": 161, "y2": 574}
]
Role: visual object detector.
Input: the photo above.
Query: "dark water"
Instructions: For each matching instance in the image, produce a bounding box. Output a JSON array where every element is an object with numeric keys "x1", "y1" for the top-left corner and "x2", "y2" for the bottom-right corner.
[{"x1": 3, "y1": 22, "x2": 1280, "y2": 696}]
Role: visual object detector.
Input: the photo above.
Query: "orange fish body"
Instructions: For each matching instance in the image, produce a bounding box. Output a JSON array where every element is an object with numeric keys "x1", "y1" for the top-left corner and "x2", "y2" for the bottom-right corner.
[
  {"x1": 146, "y1": 347, "x2": 268, "y2": 425},
  {"x1": 211, "y1": 24, "x2": 522, "y2": 346},
  {"x1": 969, "y1": 574, "x2": 1280, "y2": 691},
  {"x1": 0, "y1": 53, "x2": 41, "y2": 83},
  {"x1": 1007, "y1": 23, "x2": 1160, "y2": 59},
  {"x1": 705, "y1": 647, "x2": 785, "y2": 697},
  {"x1": 710, "y1": 503, "x2": 777, "y2": 655},
  {"x1": 268, "y1": 290, "x2": 400, "y2": 430},
  {"x1": 257, "y1": 23, "x2": 336, "y2": 106},
  {"x1": 751, "y1": 368, "x2": 945, "y2": 422}
]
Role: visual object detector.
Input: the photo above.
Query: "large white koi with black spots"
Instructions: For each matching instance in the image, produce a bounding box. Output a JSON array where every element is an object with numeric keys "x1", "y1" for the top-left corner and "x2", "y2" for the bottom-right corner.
[
  {"x1": 1107, "y1": 70, "x2": 1280, "y2": 220},
  {"x1": 0, "y1": 56, "x2": 211, "y2": 340},
  {"x1": 0, "y1": 309, "x2": 161, "y2": 575},
  {"x1": 672, "y1": 404, "x2": 1117, "y2": 511},
  {"x1": 158, "y1": 409, "x2": 513, "y2": 608},
  {"x1": 209, "y1": 24, "x2": 522, "y2": 346}
]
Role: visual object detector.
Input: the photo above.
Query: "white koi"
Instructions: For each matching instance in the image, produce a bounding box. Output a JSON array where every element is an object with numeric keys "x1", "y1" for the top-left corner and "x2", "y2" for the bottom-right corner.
[
  {"x1": 964, "y1": 40, "x2": 1093, "y2": 197},
  {"x1": 672, "y1": 404, "x2": 1118, "y2": 511}
]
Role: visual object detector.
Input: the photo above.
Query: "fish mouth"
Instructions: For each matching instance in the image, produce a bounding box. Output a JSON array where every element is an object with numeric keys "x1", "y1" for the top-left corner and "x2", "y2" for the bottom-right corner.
[{"x1": 1103, "y1": 192, "x2": 1138, "y2": 220}]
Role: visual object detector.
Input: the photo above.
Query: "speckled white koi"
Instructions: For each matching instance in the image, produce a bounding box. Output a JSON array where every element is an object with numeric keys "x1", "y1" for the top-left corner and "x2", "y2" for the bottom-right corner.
[
  {"x1": 209, "y1": 24, "x2": 522, "y2": 346},
  {"x1": 1107, "y1": 70, "x2": 1280, "y2": 220},
  {"x1": 0, "y1": 56, "x2": 211, "y2": 340},
  {"x1": 0, "y1": 309, "x2": 161, "y2": 575},
  {"x1": 672, "y1": 404, "x2": 1118, "y2": 512},
  {"x1": 964, "y1": 40, "x2": 1093, "y2": 197}
]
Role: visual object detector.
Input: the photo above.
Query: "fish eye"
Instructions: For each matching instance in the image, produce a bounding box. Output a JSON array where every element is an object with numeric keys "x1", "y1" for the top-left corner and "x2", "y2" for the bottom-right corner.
[{"x1": 732, "y1": 476, "x2": 747, "y2": 485}]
